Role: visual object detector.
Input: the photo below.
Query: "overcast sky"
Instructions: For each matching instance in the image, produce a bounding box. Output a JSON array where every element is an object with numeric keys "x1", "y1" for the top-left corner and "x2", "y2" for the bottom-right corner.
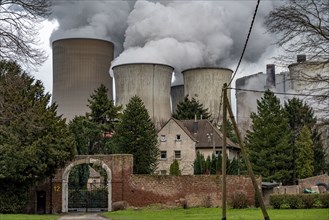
[{"x1": 31, "y1": 0, "x2": 285, "y2": 96}]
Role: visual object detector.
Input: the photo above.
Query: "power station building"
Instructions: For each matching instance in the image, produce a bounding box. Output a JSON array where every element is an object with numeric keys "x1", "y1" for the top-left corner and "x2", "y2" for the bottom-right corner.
[{"x1": 52, "y1": 38, "x2": 114, "y2": 121}]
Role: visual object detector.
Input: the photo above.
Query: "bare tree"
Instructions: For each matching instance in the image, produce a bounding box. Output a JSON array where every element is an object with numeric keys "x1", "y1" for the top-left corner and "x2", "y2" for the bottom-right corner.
[
  {"x1": 266, "y1": 0, "x2": 329, "y2": 63},
  {"x1": 0, "y1": 0, "x2": 51, "y2": 69},
  {"x1": 266, "y1": 1, "x2": 329, "y2": 160}
]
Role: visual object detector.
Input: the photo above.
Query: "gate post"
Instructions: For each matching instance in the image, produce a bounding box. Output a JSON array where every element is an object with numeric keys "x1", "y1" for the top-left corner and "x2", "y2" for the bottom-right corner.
[{"x1": 62, "y1": 179, "x2": 68, "y2": 212}]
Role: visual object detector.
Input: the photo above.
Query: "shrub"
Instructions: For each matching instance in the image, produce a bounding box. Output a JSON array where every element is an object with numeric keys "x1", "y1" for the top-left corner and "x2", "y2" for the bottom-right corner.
[
  {"x1": 169, "y1": 159, "x2": 181, "y2": 175},
  {"x1": 269, "y1": 194, "x2": 285, "y2": 209},
  {"x1": 319, "y1": 193, "x2": 329, "y2": 208},
  {"x1": 285, "y1": 195, "x2": 302, "y2": 209},
  {"x1": 0, "y1": 183, "x2": 29, "y2": 213},
  {"x1": 300, "y1": 194, "x2": 317, "y2": 209},
  {"x1": 232, "y1": 191, "x2": 248, "y2": 209}
]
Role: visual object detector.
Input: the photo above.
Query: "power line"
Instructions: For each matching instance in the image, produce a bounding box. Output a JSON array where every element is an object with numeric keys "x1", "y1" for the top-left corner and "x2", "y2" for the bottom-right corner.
[
  {"x1": 230, "y1": 87, "x2": 329, "y2": 98},
  {"x1": 228, "y1": 0, "x2": 261, "y2": 87}
]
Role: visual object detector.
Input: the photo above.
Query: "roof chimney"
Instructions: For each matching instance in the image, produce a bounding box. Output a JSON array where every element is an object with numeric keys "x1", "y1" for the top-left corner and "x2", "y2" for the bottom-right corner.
[{"x1": 297, "y1": 55, "x2": 306, "y2": 63}]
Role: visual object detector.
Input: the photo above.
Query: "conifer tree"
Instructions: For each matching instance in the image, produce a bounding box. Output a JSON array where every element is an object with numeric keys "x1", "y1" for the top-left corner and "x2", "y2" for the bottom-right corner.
[
  {"x1": 169, "y1": 159, "x2": 181, "y2": 175},
  {"x1": 246, "y1": 90, "x2": 292, "y2": 184},
  {"x1": 173, "y1": 95, "x2": 211, "y2": 120},
  {"x1": 113, "y1": 96, "x2": 159, "y2": 174},
  {"x1": 296, "y1": 125, "x2": 314, "y2": 179},
  {"x1": 0, "y1": 60, "x2": 75, "y2": 212},
  {"x1": 284, "y1": 98, "x2": 327, "y2": 181}
]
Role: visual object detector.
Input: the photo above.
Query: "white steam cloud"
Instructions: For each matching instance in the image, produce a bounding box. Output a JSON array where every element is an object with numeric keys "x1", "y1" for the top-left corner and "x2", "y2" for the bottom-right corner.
[{"x1": 49, "y1": 0, "x2": 278, "y2": 84}]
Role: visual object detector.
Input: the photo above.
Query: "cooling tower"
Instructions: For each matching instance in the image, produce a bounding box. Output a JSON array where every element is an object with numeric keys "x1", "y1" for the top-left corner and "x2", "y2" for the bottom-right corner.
[
  {"x1": 288, "y1": 57, "x2": 329, "y2": 92},
  {"x1": 235, "y1": 73, "x2": 266, "y2": 139},
  {"x1": 182, "y1": 67, "x2": 233, "y2": 122},
  {"x1": 171, "y1": 84, "x2": 184, "y2": 114},
  {"x1": 113, "y1": 63, "x2": 173, "y2": 129},
  {"x1": 52, "y1": 38, "x2": 114, "y2": 121}
]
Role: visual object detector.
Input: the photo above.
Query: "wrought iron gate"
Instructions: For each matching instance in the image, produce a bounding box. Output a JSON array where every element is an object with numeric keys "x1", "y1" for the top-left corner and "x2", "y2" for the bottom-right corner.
[{"x1": 68, "y1": 187, "x2": 108, "y2": 212}]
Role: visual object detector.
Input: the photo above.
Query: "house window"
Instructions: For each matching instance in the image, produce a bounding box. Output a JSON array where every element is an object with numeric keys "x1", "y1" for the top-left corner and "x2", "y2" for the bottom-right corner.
[
  {"x1": 215, "y1": 150, "x2": 222, "y2": 157},
  {"x1": 174, "y1": 150, "x2": 181, "y2": 159},
  {"x1": 160, "y1": 151, "x2": 167, "y2": 160},
  {"x1": 160, "y1": 170, "x2": 167, "y2": 175},
  {"x1": 160, "y1": 135, "x2": 166, "y2": 142},
  {"x1": 175, "y1": 134, "x2": 181, "y2": 141}
]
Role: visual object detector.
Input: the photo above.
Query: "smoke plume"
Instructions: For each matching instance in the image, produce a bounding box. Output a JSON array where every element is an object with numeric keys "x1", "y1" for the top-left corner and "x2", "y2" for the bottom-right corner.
[{"x1": 49, "y1": 0, "x2": 277, "y2": 84}]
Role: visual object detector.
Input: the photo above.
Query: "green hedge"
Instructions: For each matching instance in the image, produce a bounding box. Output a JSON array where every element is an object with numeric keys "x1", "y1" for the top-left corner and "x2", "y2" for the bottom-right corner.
[{"x1": 270, "y1": 193, "x2": 329, "y2": 209}]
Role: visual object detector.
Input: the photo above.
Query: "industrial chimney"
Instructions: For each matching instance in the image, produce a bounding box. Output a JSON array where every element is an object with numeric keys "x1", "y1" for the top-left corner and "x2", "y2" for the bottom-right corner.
[
  {"x1": 113, "y1": 63, "x2": 173, "y2": 129},
  {"x1": 182, "y1": 67, "x2": 233, "y2": 122},
  {"x1": 52, "y1": 38, "x2": 114, "y2": 121},
  {"x1": 266, "y1": 64, "x2": 276, "y2": 89}
]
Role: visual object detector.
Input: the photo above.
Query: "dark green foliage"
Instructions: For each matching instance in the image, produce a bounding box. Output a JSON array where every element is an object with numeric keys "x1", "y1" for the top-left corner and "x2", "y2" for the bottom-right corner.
[
  {"x1": 69, "y1": 164, "x2": 89, "y2": 190},
  {"x1": 69, "y1": 85, "x2": 122, "y2": 155},
  {"x1": 227, "y1": 158, "x2": 239, "y2": 175},
  {"x1": 0, "y1": 60, "x2": 75, "y2": 212},
  {"x1": 173, "y1": 95, "x2": 211, "y2": 120},
  {"x1": 319, "y1": 193, "x2": 329, "y2": 208},
  {"x1": 193, "y1": 151, "x2": 238, "y2": 175},
  {"x1": 300, "y1": 194, "x2": 317, "y2": 209},
  {"x1": 270, "y1": 195, "x2": 286, "y2": 209},
  {"x1": 284, "y1": 98, "x2": 325, "y2": 184},
  {"x1": 246, "y1": 90, "x2": 292, "y2": 184},
  {"x1": 270, "y1": 194, "x2": 329, "y2": 209},
  {"x1": 87, "y1": 84, "x2": 122, "y2": 129},
  {"x1": 295, "y1": 125, "x2": 314, "y2": 178},
  {"x1": 312, "y1": 129, "x2": 328, "y2": 175},
  {"x1": 231, "y1": 191, "x2": 248, "y2": 209},
  {"x1": 0, "y1": 182, "x2": 29, "y2": 213},
  {"x1": 113, "y1": 96, "x2": 159, "y2": 174},
  {"x1": 219, "y1": 121, "x2": 238, "y2": 144},
  {"x1": 193, "y1": 151, "x2": 206, "y2": 175},
  {"x1": 285, "y1": 194, "x2": 302, "y2": 209},
  {"x1": 169, "y1": 159, "x2": 181, "y2": 175}
]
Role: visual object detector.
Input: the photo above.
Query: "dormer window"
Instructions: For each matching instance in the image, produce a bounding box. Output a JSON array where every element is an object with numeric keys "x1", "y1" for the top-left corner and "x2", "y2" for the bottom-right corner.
[
  {"x1": 160, "y1": 135, "x2": 166, "y2": 142},
  {"x1": 175, "y1": 134, "x2": 181, "y2": 141}
]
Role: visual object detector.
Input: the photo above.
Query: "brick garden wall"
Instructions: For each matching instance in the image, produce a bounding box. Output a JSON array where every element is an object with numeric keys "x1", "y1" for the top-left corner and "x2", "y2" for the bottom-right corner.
[
  {"x1": 298, "y1": 174, "x2": 329, "y2": 191},
  {"x1": 29, "y1": 155, "x2": 260, "y2": 213},
  {"x1": 123, "y1": 175, "x2": 260, "y2": 208}
]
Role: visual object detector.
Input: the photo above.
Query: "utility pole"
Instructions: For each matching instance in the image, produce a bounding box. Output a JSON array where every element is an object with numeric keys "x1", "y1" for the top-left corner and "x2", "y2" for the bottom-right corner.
[
  {"x1": 221, "y1": 83, "x2": 227, "y2": 220},
  {"x1": 222, "y1": 85, "x2": 270, "y2": 220}
]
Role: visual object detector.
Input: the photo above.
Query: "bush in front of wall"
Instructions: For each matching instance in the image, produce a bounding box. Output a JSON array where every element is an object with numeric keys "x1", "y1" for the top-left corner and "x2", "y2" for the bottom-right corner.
[
  {"x1": 318, "y1": 193, "x2": 329, "y2": 208},
  {"x1": 300, "y1": 194, "x2": 317, "y2": 208},
  {"x1": 285, "y1": 194, "x2": 302, "y2": 209},
  {"x1": 270, "y1": 194, "x2": 286, "y2": 209},
  {"x1": 232, "y1": 191, "x2": 248, "y2": 209}
]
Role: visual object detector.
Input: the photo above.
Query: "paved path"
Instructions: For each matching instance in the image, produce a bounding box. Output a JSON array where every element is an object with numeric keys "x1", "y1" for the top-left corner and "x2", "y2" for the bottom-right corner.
[{"x1": 58, "y1": 213, "x2": 109, "y2": 220}]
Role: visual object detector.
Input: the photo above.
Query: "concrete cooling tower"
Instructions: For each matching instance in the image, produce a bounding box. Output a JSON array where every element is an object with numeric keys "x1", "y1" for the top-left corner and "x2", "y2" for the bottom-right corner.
[
  {"x1": 171, "y1": 84, "x2": 184, "y2": 114},
  {"x1": 182, "y1": 67, "x2": 233, "y2": 122},
  {"x1": 52, "y1": 38, "x2": 114, "y2": 121},
  {"x1": 113, "y1": 63, "x2": 174, "y2": 129}
]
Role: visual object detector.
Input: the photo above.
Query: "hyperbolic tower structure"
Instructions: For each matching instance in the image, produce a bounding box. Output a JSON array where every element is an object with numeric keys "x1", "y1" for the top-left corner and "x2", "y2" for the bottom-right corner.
[{"x1": 52, "y1": 38, "x2": 114, "y2": 121}]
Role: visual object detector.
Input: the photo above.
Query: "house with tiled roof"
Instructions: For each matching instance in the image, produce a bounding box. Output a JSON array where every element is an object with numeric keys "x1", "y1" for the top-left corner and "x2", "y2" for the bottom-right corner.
[{"x1": 156, "y1": 118, "x2": 240, "y2": 175}]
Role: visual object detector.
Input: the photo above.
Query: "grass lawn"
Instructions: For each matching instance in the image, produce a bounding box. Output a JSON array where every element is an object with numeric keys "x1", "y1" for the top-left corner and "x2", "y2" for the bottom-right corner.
[
  {"x1": 0, "y1": 214, "x2": 58, "y2": 220},
  {"x1": 103, "y1": 207, "x2": 329, "y2": 220}
]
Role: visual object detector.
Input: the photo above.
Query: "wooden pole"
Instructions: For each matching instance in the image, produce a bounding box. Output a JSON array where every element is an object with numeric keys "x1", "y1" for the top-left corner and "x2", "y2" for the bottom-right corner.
[
  {"x1": 224, "y1": 93, "x2": 270, "y2": 220},
  {"x1": 221, "y1": 83, "x2": 227, "y2": 220}
]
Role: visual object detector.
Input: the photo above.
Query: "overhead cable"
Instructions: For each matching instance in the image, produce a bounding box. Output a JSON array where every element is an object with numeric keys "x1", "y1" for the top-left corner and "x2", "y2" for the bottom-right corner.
[{"x1": 228, "y1": 0, "x2": 261, "y2": 87}]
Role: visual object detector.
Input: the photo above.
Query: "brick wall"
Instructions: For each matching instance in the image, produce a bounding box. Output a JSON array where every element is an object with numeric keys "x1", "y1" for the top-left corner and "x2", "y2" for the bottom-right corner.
[
  {"x1": 123, "y1": 175, "x2": 260, "y2": 208},
  {"x1": 298, "y1": 174, "x2": 329, "y2": 191},
  {"x1": 30, "y1": 155, "x2": 260, "y2": 213}
]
